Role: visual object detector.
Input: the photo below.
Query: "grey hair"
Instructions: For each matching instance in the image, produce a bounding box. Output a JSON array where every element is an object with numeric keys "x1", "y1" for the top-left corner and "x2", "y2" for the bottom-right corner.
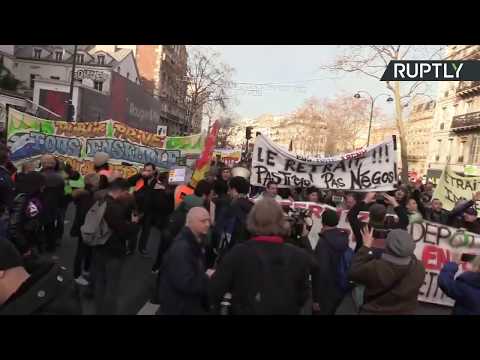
[{"x1": 186, "y1": 207, "x2": 209, "y2": 227}]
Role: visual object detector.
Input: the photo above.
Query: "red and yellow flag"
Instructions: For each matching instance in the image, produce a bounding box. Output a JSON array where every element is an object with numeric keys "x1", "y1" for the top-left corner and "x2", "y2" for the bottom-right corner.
[{"x1": 190, "y1": 121, "x2": 220, "y2": 188}]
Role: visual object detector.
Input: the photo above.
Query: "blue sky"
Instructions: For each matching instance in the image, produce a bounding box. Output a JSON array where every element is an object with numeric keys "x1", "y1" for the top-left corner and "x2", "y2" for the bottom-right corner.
[{"x1": 208, "y1": 45, "x2": 439, "y2": 120}]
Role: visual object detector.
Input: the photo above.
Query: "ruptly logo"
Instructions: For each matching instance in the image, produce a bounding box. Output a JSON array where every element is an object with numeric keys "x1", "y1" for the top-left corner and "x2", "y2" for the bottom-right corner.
[{"x1": 381, "y1": 60, "x2": 480, "y2": 81}]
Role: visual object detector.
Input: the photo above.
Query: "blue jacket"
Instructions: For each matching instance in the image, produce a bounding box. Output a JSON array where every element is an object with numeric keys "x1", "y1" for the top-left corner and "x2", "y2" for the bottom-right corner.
[
  {"x1": 438, "y1": 262, "x2": 480, "y2": 315},
  {"x1": 157, "y1": 227, "x2": 209, "y2": 315}
]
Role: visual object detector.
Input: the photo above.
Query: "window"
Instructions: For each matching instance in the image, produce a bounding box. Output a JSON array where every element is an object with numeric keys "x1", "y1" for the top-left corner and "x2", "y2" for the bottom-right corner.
[
  {"x1": 444, "y1": 90, "x2": 449, "y2": 98},
  {"x1": 126, "y1": 72, "x2": 130, "y2": 79},
  {"x1": 55, "y1": 51, "x2": 63, "y2": 61},
  {"x1": 117, "y1": 66, "x2": 121, "y2": 72},
  {"x1": 94, "y1": 81, "x2": 103, "y2": 92},
  {"x1": 440, "y1": 123, "x2": 444, "y2": 130},
  {"x1": 30, "y1": 74, "x2": 36, "y2": 89},
  {"x1": 76, "y1": 54, "x2": 84, "y2": 64},
  {"x1": 97, "y1": 55, "x2": 105, "y2": 65},
  {"x1": 50, "y1": 76, "x2": 60, "y2": 80},
  {"x1": 33, "y1": 49, "x2": 42, "y2": 59},
  {"x1": 466, "y1": 100, "x2": 473, "y2": 113},
  {"x1": 453, "y1": 103, "x2": 459, "y2": 116},
  {"x1": 471, "y1": 135, "x2": 480, "y2": 164}
]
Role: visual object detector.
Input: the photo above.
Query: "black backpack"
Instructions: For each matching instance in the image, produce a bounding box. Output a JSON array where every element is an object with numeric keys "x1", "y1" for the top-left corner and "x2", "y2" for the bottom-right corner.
[{"x1": 248, "y1": 243, "x2": 299, "y2": 315}]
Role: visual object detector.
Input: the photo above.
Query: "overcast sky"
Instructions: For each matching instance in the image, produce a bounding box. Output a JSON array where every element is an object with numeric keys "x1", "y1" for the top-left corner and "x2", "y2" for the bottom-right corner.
[{"x1": 207, "y1": 45, "x2": 440, "y2": 120}]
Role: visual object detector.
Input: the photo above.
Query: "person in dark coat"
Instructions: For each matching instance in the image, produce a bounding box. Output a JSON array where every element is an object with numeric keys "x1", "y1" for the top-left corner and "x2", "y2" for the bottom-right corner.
[
  {"x1": 70, "y1": 173, "x2": 100, "y2": 286},
  {"x1": 208, "y1": 198, "x2": 313, "y2": 315},
  {"x1": 446, "y1": 192, "x2": 480, "y2": 234},
  {"x1": 0, "y1": 238, "x2": 82, "y2": 315},
  {"x1": 438, "y1": 256, "x2": 480, "y2": 315},
  {"x1": 92, "y1": 179, "x2": 140, "y2": 315},
  {"x1": 0, "y1": 145, "x2": 15, "y2": 238},
  {"x1": 311, "y1": 209, "x2": 350, "y2": 315},
  {"x1": 423, "y1": 198, "x2": 449, "y2": 225},
  {"x1": 348, "y1": 192, "x2": 409, "y2": 253},
  {"x1": 213, "y1": 176, "x2": 254, "y2": 265},
  {"x1": 7, "y1": 172, "x2": 47, "y2": 256},
  {"x1": 156, "y1": 207, "x2": 212, "y2": 315},
  {"x1": 348, "y1": 227, "x2": 425, "y2": 315}
]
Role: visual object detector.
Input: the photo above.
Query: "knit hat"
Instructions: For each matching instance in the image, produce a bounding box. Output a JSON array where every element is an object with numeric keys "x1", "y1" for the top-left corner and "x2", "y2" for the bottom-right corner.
[
  {"x1": 0, "y1": 239, "x2": 23, "y2": 271},
  {"x1": 385, "y1": 229, "x2": 415, "y2": 258},
  {"x1": 322, "y1": 209, "x2": 339, "y2": 227},
  {"x1": 93, "y1": 152, "x2": 110, "y2": 167}
]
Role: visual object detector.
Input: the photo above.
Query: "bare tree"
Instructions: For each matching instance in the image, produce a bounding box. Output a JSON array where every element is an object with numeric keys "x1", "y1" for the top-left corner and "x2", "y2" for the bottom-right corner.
[
  {"x1": 182, "y1": 46, "x2": 235, "y2": 133},
  {"x1": 321, "y1": 45, "x2": 444, "y2": 182}
]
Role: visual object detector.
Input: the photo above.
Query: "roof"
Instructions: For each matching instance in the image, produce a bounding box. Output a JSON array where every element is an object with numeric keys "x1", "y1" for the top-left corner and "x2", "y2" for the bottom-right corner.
[{"x1": 111, "y1": 48, "x2": 131, "y2": 62}]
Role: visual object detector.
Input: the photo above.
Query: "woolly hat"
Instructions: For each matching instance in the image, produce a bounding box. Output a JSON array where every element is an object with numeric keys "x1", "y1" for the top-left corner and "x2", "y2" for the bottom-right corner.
[{"x1": 93, "y1": 152, "x2": 110, "y2": 167}]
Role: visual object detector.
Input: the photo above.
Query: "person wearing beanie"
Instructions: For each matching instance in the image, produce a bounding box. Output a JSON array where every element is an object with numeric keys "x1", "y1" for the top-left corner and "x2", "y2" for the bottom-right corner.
[
  {"x1": 439, "y1": 255, "x2": 480, "y2": 315},
  {"x1": 8, "y1": 172, "x2": 47, "y2": 255},
  {"x1": 0, "y1": 238, "x2": 82, "y2": 315},
  {"x1": 347, "y1": 192, "x2": 409, "y2": 253},
  {"x1": 348, "y1": 227, "x2": 425, "y2": 315},
  {"x1": 311, "y1": 209, "x2": 351, "y2": 315},
  {"x1": 92, "y1": 152, "x2": 112, "y2": 190},
  {"x1": 446, "y1": 192, "x2": 480, "y2": 234}
]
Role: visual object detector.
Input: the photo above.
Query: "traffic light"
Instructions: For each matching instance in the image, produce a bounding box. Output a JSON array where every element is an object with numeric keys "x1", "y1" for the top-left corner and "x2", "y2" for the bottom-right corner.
[{"x1": 246, "y1": 126, "x2": 253, "y2": 140}]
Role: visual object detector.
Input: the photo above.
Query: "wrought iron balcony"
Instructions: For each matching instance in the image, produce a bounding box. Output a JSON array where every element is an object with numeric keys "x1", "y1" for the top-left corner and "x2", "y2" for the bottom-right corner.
[
  {"x1": 456, "y1": 81, "x2": 480, "y2": 97},
  {"x1": 451, "y1": 111, "x2": 480, "y2": 132}
]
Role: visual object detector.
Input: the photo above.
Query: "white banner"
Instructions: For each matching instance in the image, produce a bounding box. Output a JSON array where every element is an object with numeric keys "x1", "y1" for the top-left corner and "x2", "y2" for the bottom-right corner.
[
  {"x1": 268, "y1": 199, "x2": 480, "y2": 307},
  {"x1": 250, "y1": 135, "x2": 398, "y2": 191}
]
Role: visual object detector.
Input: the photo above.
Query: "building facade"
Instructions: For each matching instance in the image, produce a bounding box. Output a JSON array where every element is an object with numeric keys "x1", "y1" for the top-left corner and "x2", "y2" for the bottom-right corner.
[
  {"x1": 427, "y1": 45, "x2": 480, "y2": 180},
  {"x1": 405, "y1": 100, "x2": 436, "y2": 177}
]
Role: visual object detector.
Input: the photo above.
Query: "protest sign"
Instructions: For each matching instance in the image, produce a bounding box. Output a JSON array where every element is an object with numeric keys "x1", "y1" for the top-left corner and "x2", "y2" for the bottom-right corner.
[
  {"x1": 213, "y1": 149, "x2": 242, "y2": 167},
  {"x1": 433, "y1": 165, "x2": 480, "y2": 211},
  {"x1": 259, "y1": 198, "x2": 480, "y2": 307},
  {"x1": 169, "y1": 167, "x2": 187, "y2": 184},
  {"x1": 250, "y1": 134, "x2": 398, "y2": 191},
  {"x1": 7, "y1": 109, "x2": 204, "y2": 173}
]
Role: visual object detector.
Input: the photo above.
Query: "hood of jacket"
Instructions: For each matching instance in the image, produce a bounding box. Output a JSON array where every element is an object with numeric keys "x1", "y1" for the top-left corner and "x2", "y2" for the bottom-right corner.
[
  {"x1": 322, "y1": 228, "x2": 349, "y2": 253},
  {"x1": 182, "y1": 194, "x2": 205, "y2": 210}
]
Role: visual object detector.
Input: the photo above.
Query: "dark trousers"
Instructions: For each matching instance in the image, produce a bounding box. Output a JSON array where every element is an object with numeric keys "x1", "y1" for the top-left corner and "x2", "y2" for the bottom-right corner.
[
  {"x1": 44, "y1": 221, "x2": 58, "y2": 252},
  {"x1": 152, "y1": 229, "x2": 173, "y2": 272},
  {"x1": 92, "y1": 249, "x2": 125, "y2": 315},
  {"x1": 73, "y1": 236, "x2": 93, "y2": 278},
  {"x1": 129, "y1": 214, "x2": 153, "y2": 253}
]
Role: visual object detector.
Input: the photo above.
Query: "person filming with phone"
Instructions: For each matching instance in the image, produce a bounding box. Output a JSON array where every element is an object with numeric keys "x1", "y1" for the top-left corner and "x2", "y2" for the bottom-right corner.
[{"x1": 439, "y1": 253, "x2": 480, "y2": 315}]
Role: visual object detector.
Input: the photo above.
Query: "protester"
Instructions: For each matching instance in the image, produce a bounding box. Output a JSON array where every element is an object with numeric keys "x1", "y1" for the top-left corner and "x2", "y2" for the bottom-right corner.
[
  {"x1": 343, "y1": 193, "x2": 358, "y2": 211},
  {"x1": 0, "y1": 238, "x2": 82, "y2": 315},
  {"x1": 156, "y1": 207, "x2": 212, "y2": 315},
  {"x1": 347, "y1": 192, "x2": 409, "y2": 252},
  {"x1": 212, "y1": 179, "x2": 230, "y2": 226},
  {"x1": 93, "y1": 152, "x2": 112, "y2": 189},
  {"x1": 447, "y1": 192, "x2": 480, "y2": 234},
  {"x1": 7, "y1": 171, "x2": 46, "y2": 255},
  {"x1": 438, "y1": 255, "x2": 480, "y2": 315},
  {"x1": 0, "y1": 145, "x2": 15, "y2": 238},
  {"x1": 151, "y1": 180, "x2": 212, "y2": 274},
  {"x1": 348, "y1": 227, "x2": 425, "y2": 315},
  {"x1": 39, "y1": 155, "x2": 66, "y2": 253},
  {"x1": 214, "y1": 176, "x2": 254, "y2": 264},
  {"x1": 406, "y1": 198, "x2": 423, "y2": 224},
  {"x1": 306, "y1": 187, "x2": 320, "y2": 203},
  {"x1": 208, "y1": 198, "x2": 313, "y2": 315},
  {"x1": 92, "y1": 178, "x2": 140, "y2": 315},
  {"x1": 219, "y1": 167, "x2": 232, "y2": 184},
  {"x1": 256, "y1": 181, "x2": 282, "y2": 201},
  {"x1": 127, "y1": 163, "x2": 159, "y2": 256},
  {"x1": 311, "y1": 209, "x2": 351, "y2": 315},
  {"x1": 70, "y1": 173, "x2": 100, "y2": 286},
  {"x1": 424, "y1": 198, "x2": 449, "y2": 225}
]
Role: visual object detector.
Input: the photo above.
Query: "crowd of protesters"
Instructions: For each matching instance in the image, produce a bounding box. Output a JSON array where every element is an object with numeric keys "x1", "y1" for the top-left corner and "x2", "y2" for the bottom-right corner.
[{"x1": 0, "y1": 145, "x2": 479, "y2": 316}]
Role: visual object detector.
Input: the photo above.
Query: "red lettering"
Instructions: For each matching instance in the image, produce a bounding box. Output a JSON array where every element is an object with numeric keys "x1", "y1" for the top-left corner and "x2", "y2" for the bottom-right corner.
[{"x1": 422, "y1": 245, "x2": 451, "y2": 271}]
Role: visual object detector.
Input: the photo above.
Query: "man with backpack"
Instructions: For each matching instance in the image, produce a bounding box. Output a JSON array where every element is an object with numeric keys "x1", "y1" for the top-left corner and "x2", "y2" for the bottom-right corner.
[
  {"x1": 311, "y1": 209, "x2": 353, "y2": 315},
  {"x1": 86, "y1": 179, "x2": 140, "y2": 315}
]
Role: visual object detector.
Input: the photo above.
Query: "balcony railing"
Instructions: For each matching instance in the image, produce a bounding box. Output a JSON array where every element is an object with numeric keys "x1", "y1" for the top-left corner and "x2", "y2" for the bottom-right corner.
[
  {"x1": 456, "y1": 81, "x2": 480, "y2": 97},
  {"x1": 451, "y1": 111, "x2": 480, "y2": 132}
]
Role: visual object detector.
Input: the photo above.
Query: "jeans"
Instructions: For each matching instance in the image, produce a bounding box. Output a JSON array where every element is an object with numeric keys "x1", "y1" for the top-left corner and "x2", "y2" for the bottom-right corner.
[
  {"x1": 73, "y1": 236, "x2": 92, "y2": 278},
  {"x1": 138, "y1": 214, "x2": 153, "y2": 252},
  {"x1": 92, "y1": 249, "x2": 126, "y2": 315}
]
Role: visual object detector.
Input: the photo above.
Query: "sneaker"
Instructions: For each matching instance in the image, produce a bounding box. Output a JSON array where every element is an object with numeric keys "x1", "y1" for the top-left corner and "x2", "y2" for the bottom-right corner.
[
  {"x1": 151, "y1": 268, "x2": 159, "y2": 275},
  {"x1": 75, "y1": 276, "x2": 90, "y2": 286}
]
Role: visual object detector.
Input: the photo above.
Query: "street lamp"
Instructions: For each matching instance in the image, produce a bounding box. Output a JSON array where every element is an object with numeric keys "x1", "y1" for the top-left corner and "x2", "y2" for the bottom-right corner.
[{"x1": 354, "y1": 91, "x2": 394, "y2": 147}]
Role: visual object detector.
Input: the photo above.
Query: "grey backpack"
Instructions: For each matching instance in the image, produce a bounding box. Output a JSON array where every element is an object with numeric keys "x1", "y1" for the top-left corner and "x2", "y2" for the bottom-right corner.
[{"x1": 81, "y1": 200, "x2": 112, "y2": 246}]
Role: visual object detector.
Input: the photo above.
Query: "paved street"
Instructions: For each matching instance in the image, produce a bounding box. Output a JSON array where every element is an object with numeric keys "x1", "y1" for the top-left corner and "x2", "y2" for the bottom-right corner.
[{"x1": 52, "y1": 205, "x2": 452, "y2": 316}]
